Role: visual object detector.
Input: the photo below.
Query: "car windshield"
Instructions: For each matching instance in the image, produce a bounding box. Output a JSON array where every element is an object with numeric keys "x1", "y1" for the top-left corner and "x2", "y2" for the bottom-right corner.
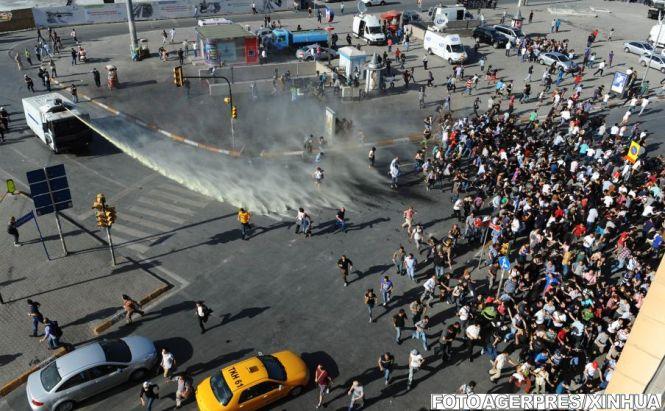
[
  {"x1": 40, "y1": 361, "x2": 62, "y2": 392},
  {"x1": 50, "y1": 118, "x2": 89, "y2": 139},
  {"x1": 450, "y1": 44, "x2": 464, "y2": 53},
  {"x1": 258, "y1": 355, "x2": 287, "y2": 381},
  {"x1": 99, "y1": 339, "x2": 132, "y2": 363},
  {"x1": 210, "y1": 372, "x2": 233, "y2": 406},
  {"x1": 557, "y1": 54, "x2": 570, "y2": 62},
  {"x1": 368, "y1": 26, "x2": 382, "y2": 34},
  {"x1": 514, "y1": 29, "x2": 524, "y2": 37}
]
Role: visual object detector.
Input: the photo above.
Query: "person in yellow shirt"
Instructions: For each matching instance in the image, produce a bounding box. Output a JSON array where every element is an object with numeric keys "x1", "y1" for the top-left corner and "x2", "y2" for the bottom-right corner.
[{"x1": 238, "y1": 208, "x2": 251, "y2": 240}]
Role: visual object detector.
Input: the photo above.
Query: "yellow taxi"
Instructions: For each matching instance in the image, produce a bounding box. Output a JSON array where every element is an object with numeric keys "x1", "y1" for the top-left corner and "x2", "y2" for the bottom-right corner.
[{"x1": 196, "y1": 350, "x2": 310, "y2": 411}]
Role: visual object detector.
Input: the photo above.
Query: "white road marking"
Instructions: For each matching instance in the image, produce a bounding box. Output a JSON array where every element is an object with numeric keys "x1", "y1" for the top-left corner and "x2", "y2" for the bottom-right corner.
[{"x1": 137, "y1": 197, "x2": 195, "y2": 216}]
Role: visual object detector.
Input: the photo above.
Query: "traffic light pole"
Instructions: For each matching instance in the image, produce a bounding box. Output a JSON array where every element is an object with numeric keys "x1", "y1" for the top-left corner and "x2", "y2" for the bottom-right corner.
[
  {"x1": 101, "y1": 203, "x2": 116, "y2": 267},
  {"x1": 182, "y1": 74, "x2": 235, "y2": 148}
]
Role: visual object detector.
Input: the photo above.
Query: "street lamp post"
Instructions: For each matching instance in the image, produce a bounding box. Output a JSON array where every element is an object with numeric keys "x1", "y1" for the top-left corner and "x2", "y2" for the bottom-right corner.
[
  {"x1": 642, "y1": 12, "x2": 663, "y2": 91},
  {"x1": 125, "y1": 0, "x2": 139, "y2": 58}
]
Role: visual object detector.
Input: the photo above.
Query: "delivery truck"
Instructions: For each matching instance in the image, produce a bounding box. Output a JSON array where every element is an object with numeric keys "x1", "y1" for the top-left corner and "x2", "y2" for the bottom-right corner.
[
  {"x1": 271, "y1": 28, "x2": 329, "y2": 50},
  {"x1": 22, "y1": 93, "x2": 92, "y2": 153}
]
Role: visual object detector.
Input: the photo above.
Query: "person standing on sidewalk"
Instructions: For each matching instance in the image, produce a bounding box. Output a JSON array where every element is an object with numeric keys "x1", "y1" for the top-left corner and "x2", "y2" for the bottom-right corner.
[
  {"x1": 378, "y1": 352, "x2": 395, "y2": 385},
  {"x1": 8, "y1": 216, "x2": 20, "y2": 246},
  {"x1": 237, "y1": 208, "x2": 251, "y2": 240},
  {"x1": 337, "y1": 255, "x2": 354, "y2": 287},
  {"x1": 314, "y1": 364, "x2": 333, "y2": 408},
  {"x1": 392, "y1": 309, "x2": 407, "y2": 344},
  {"x1": 28, "y1": 299, "x2": 44, "y2": 337},
  {"x1": 40, "y1": 318, "x2": 62, "y2": 349},
  {"x1": 346, "y1": 380, "x2": 364, "y2": 410},
  {"x1": 160, "y1": 348, "x2": 176, "y2": 379},
  {"x1": 195, "y1": 301, "x2": 212, "y2": 334},
  {"x1": 139, "y1": 381, "x2": 159, "y2": 411},
  {"x1": 122, "y1": 294, "x2": 144, "y2": 324},
  {"x1": 364, "y1": 289, "x2": 377, "y2": 322}
]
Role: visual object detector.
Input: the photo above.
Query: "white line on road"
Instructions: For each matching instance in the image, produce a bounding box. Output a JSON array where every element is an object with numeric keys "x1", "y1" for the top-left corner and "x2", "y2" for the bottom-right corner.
[
  {"x1": 146, "y1": 189, "x2": 210, "y2": 208},
  {"x1": 110, "y1": 223, "x2": 152, "y2": 239},
  {"x1": 120, "y1": 212, "x2": 173, "y2": 233},
  {"x1": 137, "y1": 197, "x2": 195, "y2": 216},
  {"x1": 128, "y1": 206, "x2": 186, "y2": 225}
]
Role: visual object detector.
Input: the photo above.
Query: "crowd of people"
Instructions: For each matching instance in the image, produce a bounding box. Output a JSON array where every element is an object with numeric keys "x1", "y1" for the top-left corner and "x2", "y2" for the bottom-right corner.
[{"x1": 380, "y1": 58, "x2": 665, "y2": 393}]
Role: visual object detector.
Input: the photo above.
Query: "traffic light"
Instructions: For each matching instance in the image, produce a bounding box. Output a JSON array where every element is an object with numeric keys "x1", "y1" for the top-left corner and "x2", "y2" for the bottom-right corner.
[
  {"x1": 96, "y1": 211, "x2": 107, "y2": 227},
  {"x1": 104, "y1": 206, "x2": 117, "y2": 226},
  {"x1": 223, "y1": 97, "x2": 231, "y2": 105},
  {"x1": 92, "y1": 193, "x2": 106, "y2": 210},
  {"x1": 173, "y1": 66, "x2": 184, "y2": 87},
  {"x1": 232, "y1": 106, "x2": 238, "y2": 119}
]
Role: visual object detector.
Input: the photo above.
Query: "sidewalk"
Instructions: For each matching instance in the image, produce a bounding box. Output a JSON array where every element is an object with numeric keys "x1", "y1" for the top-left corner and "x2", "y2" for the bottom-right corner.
[{"x1": 0, "y1": 193, "x2": 168, "y2": 393}]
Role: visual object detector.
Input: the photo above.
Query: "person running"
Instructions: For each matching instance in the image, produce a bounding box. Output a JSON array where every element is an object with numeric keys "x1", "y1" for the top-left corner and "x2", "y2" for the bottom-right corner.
[
  {"x1": 7, "y1": 216, "x2": 20, "y2": 246},
  {"x1": 139, "y1": 381, "x2": 159, "y2": 410},
  {"x1": 122, "y1": 294, "x2": 145, "y2": 324},
  {"x1": 407, "y1": 349, "x2": 424, "y2": 390},
  {"x1": 314, "y1": 364, "x2": 333, "y2": 408},
  {"x1": 378, "y1": 352, "x2": 395, "y2": 385},
  {"x1": 346, "y1": 380, "x2": 364, "y2": 410},
  {"x1": 337, "y1": 255, "x2": 354, "y2": 287},
  {"x1": 195, "y1": 301, "x2": 212, "y2": 334},
  {"x1": 237, "y1": 208, "x2": 251, "y2": 240}
]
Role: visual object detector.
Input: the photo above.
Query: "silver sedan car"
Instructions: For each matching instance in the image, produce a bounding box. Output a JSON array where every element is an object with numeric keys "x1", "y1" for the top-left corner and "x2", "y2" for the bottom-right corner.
[
  {"x1": 639, "y1": 53, "x2": 665, "y2": 73},
  {"x1": 295, "y1": 44, "x2": 338, "y2": 61},
  {"x1": 624, "y1": 41, "x2": 654, "y2": 56},
  {"x1": 538, "y1": 51, "x2": 579, "y2": 73},
  {"x1": 26, "y1": 336, "x2": 158, "y2": 411}
]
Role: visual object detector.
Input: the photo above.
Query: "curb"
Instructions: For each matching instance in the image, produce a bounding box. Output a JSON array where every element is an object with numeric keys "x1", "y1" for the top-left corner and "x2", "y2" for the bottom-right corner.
[
  {"x1": 0, "y1": 347, "x2": 68, "y2": 397},
  {"x1": 92, "y1": 283, "x2": 171, "y2": 335},
  {"x1": 49, "y1": 77, "x2": 242, "y2": 158}
]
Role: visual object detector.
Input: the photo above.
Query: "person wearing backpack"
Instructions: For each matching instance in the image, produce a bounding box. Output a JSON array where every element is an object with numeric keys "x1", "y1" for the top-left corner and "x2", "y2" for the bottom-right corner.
[{"x1": 40, "y1": 318, "x2": 62, "y2": 349}]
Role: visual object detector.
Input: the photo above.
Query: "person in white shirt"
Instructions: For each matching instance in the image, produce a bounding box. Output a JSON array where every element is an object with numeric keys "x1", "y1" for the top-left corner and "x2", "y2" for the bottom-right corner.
[
  {"x1": 639, "y1": 97, "x2": 650, "y2": 116},
  {"x1": 347, "y1": 381, "x2": 364, "y2": 409},
  {"x1": 407, "y1": 350, "x2": 424, "y2": 390},
  {"x1": 489, "y1": 351, "x2": 517, "y2": 382},
  {"x1": 421, "y1": 275, "x2": 436, "y2": 307},
  {"x1": 160, "y1": 348, "x2": 176, "y2": 379}
]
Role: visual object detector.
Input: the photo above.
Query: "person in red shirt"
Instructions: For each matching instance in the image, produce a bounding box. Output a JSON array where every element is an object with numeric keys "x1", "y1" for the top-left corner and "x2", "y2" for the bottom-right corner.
[
  {"x1": 572, "y1": 223, "x2": 587, "y2": 238},
  {"x1": 314, "y1": 364, "x2": 332, "y2": 408}
]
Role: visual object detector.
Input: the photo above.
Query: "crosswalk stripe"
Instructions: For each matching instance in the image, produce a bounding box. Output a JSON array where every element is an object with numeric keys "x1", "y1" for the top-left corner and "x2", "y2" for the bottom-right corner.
[
  {"x1": 158, "y1": 183, "x2": 208, "y2": 198},
  {"x1": 110, "y1": 223, "x2": 152, "y2": 239},
  {"x1": 137, "y1": 197, "x2": 195, "y2": 216},
  {"x1": 128, "y1": 206, "x2": 185, "y2": 225},
  {"x1": 110, "y1": 235, "x2": 150, "y2": 254},
  {"x1": 121, "y1": 213, "x2": 173, "y2": 232},
  {"x1": 147, "y1": 189, "x2": 210, "y2": 208}
]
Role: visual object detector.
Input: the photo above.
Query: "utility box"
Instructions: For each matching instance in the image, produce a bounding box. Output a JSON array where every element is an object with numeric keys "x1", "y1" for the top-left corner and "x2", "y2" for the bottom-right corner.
[{"x1": 196, "y1": 24, "x2": 259, "y2": 66}]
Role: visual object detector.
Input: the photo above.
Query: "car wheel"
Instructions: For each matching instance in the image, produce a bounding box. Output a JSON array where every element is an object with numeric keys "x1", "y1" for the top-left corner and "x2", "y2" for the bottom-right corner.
[
  {"x1": 290, "y1": 386, "x2": 304, "y2": 397},
  {"x1": 130, "y1": 368, "x2": 148, "y2": 382},
  {"x1": 448, "y1": 58, "x2": 453, "y2": 64},
  {"x1": 380, "y1": 0, "x2": 386, "y2": 4},
  {"x1": 624, "y1": 47, "x2": 629, "y2": 53},
  {"x1": 55, "y1": 401, "x2": 75, "y2": 411},
  {"x1": 641, "y1": 60, "x2": 647, "y2": 67},
  {"x1": 661, "y1": 67, "x2": 665, "y2": 73},
  {"x1": 427, "y1": 48, "x2": 432, "y2": 55},
  {"x1": 493, "y1": 41, "x2": 500, "y2": 49},
  {"x1": 305, "y1": 56, "x2": 313, "y2": 61}
]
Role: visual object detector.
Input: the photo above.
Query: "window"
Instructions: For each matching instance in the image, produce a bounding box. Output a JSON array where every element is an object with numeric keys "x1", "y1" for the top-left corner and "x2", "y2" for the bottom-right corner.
[
  {"x1": 86, "y1": 365, "x2": 125, "y2": 379},
  {"x1": 99, "y1": 339, "x2": 132, "y2": 363},
  {"x1": 239, "y1": 381, "x2": 280, "y2": 403},
  {"x1": 40, "y1": 361, "x2": 62, "y2": 392},
  {"x1": 56, "y1": 372, "x2": 88, "y2": 392},
  {"x1": 450, "y1": 44, "x2": 464, "y2": 53},
  {"x1": 258, "y1": 355, "x2": 287, "y2": 381},
  {"x1": 210, "y1": 372, "x2": 233, "y2": 406}
]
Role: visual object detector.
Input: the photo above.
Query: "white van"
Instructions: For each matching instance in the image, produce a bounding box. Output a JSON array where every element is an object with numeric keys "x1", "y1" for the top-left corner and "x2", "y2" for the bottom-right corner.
[
  {"x1": 423, "y1": 31, "x2": 467, "y2": 64},
  {"x1": 352, "y1": 14, "x2": 386, "y2": 45},
  {"x1": 649, "y1": 24, "x2": 665, "y2": 47}
]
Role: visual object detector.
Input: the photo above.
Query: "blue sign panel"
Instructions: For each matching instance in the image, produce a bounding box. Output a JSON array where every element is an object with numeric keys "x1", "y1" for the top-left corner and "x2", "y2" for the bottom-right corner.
[{"x1": 26, "y1": 164, "x2": 73, "y2": 216}]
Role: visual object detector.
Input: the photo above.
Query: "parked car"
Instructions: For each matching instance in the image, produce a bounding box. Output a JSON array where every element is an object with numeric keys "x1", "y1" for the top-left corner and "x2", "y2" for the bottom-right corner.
[
  {"x1": 26, "y1": 336, "x2": 158, "y2": 411},
  {"x1": 624, "y1": 41, "x2": 655, "y2": 55},
  {"x1": 538, "y1": 51, "x2": 579, "y2": 72},
  {"x1": 472, "y1": 25, "x2": 508, "y2": 48},
  {"x1": 360, "y1": 0, "x2": 386, "y2": 6},
  {"x1": 295, "y1": 44, "x2": 338, "y2": 61},
  {"x1": 639, "y1": 53, "x2": 665, "y2": 73},
  {"x1": 492, "y1": 24, "x2": 525, "y2": 44}
]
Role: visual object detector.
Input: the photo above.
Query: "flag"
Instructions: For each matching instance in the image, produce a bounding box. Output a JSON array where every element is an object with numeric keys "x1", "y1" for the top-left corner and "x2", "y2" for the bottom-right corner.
[{"x1": 626, "y1": 140, "x2": 641, "y2": 163}]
